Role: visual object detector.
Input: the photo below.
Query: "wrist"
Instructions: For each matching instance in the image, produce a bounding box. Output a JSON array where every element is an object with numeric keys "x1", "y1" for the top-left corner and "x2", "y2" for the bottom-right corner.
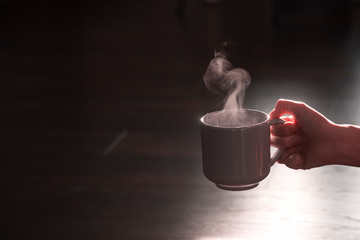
[{"x1": 331, "y1": 124, "x2": 360, "y2": 167}]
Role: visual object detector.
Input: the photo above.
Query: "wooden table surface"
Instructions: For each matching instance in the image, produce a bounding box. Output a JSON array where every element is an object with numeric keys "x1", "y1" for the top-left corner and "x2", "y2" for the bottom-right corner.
[{"x1": 1, "y1": 1, "x2": 360, "y2": 239}]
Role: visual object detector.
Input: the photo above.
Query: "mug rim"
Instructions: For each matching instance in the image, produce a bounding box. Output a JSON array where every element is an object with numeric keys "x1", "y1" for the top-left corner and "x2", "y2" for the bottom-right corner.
[{"x1": 200, "y1": 109, "x2": 269, "y2": 129}]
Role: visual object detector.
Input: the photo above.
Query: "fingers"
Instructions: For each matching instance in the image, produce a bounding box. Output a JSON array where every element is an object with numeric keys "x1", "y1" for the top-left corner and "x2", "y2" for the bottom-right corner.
[
  {"x1": 277, "y1": 146, "x2": 305, "y2": 170},
  {"x1": 269, "y1": 99, "x2": 305, "y2": 119},
  {"x1": 271, "y1": 108, "x2": 301, "y2": 148},
  {"x1": 283, "y1": 153, "x2": 304, "y2": 170},
  {"x1": 277, "y1": 145, "x2": 302, "y2": 162},
  {"x1": 271, "y1": 134, "x2": 301, "y2": 148},
  {"x1": 271, "y1": 122, "x2": 299, "y2": 136}
]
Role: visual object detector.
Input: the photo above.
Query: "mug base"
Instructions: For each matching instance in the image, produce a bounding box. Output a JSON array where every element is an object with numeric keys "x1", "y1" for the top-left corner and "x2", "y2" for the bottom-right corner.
[{"x1": 216, "y1": 183, "x2": 259, "y2": 191}]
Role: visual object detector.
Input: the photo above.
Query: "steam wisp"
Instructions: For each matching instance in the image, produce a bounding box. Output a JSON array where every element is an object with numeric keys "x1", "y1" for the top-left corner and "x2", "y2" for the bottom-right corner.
[{"x1": 203, "y1": 50, "x2": 252, "y2": 127}]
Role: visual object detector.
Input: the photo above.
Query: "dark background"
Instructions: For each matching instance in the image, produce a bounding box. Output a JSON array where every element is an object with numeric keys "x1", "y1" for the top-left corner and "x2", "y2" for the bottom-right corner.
[{"x1": 1, "y1": 0, "x2": 360, "y2": 239}]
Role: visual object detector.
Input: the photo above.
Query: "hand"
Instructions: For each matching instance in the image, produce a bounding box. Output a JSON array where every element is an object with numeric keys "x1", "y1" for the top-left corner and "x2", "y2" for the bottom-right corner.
[{"x1": 270, "y1": 99, "x2": 339, "y2": 169}]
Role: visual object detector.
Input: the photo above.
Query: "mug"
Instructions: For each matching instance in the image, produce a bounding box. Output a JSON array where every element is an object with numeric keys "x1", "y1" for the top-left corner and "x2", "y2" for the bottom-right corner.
[{"x1": 200, "y1": 109, "x2": 284, "y2": 190}]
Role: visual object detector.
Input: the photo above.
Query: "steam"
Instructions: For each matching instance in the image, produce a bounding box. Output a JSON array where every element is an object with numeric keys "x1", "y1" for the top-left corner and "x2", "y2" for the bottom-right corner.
[
  {"x1": 203, "y1": 48, "x2": 252, "y2": 127},
  {"x1": 203, "y1": 50, "x2": 251, "y2": 110}
]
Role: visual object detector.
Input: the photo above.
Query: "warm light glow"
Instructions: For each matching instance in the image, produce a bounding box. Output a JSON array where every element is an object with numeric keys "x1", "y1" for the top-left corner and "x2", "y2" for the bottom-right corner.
[{"x1": 280, "y1": 114, "x2": 295, "y2": 124}]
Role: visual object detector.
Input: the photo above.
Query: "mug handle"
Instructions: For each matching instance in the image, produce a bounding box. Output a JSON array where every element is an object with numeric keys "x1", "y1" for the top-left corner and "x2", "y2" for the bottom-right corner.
[{"x1": 269, "y1": 119, "x2": 286, "y2": 166}]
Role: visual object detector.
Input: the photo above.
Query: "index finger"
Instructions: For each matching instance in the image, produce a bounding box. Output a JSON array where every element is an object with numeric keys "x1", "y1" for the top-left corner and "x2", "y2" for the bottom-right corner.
[{"x1": 269, "y1": 99, "x2": 305, "y2": 119}]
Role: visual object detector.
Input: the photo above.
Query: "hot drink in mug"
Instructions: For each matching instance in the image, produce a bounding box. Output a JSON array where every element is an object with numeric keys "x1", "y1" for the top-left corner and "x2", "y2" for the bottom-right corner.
[{"x1": 200, "y1": 109, "x2": 284, "y2": 190}]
